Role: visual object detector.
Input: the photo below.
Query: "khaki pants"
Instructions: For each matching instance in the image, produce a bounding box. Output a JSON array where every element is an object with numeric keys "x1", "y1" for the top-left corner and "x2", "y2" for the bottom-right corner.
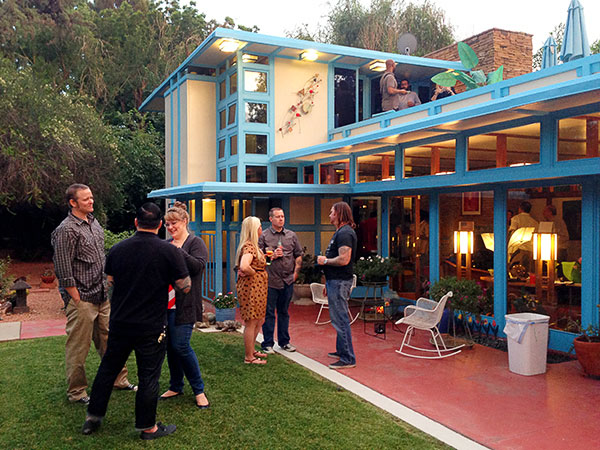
[{"x1": 65, "y1": 300, "x2": 129, "y2": 401}]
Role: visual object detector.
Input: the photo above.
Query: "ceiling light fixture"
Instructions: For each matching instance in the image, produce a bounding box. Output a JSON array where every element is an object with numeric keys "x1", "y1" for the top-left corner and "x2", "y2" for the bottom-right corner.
[
  {"x1": 300, "y1": 49, "x2": 319, "y2": 61},
  {"x1": 219, "y1": 39, "x2": 240, "y2": 53},
  {"x1": 242, "y1": 54, "x2": 258, "y2": 63}
]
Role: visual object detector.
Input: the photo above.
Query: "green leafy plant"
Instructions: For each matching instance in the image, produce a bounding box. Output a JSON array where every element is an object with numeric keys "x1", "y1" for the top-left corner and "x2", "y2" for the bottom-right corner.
[
  {"x1": 431, "y1": 42, "x2": 504, "y2": 90},
  {"x1": 104, "y1": 229, "x2": 134, "y2": 255},
  {"x1": 429, "y1": 276, "x2": 490, "y2": 316},
  {"x1": 354, "y1": 256, "x2": 399, "y2": 283},
  {"x1": 209, "y1": 292, "x2": 238, "y2": 309},
  {"x1": 295, "y1": 251, "x2": 323, "y2": 285},
  {"x1": 509, "y1": 291, "x2": 548, "y2": 316},
  {"x1": 0, "y1": 257, "x2": 15, "y2": 301}
]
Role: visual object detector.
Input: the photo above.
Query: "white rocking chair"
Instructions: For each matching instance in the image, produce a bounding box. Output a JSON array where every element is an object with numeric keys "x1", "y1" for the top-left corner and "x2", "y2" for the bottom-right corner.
[
  {"x1": 310, "y1": 274, "x2": 357, "y2": 325},
  {"x1": 394, "y1": 291, "x2": 464, "y2": 359}
]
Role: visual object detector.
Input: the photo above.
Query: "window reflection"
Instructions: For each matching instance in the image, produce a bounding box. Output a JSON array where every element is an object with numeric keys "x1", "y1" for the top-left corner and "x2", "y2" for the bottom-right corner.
[
  {"x1": 277, "y1": 167, "x2": 298, "y2": 183},
  {"x1": 558, "y1": 113, "x2": 600, "y2": 161},
  {"x1": 246, "y1": 165, "x2": 267, "y2": 183},
  {"x1": 219, "y1": 80, "x2": 226, "y2": 101},
  {"x1": 245, "y1": 102, "x2": 267, "y2": 123},
  {"x1": 219, "y1": 110, "x2": 226, "y2": 130},
  {"x1": 320, "y1": 160, "x2": 349, "y2": 184},
  {"x1": 244, "y1": 71, "x2": 267, "y2": 92},
  {"x1": 229, "y1": 72, "x2": 237, "y2": 95},
  {"x1": 218, "y1": 139, "x2": 225, "y2": 159},
  {"x1": 230, "y1": 135, "x2": 237, "y2": 156},
  {"x1": 228, "y1": 103, "x2": 236, "y2": 125},
  {"x1": 230, "y1": 166, "x2": 237, "y2": 182},
  {"x1": 245, "y1": 134, "x2": 267, "y2": 154},
  {"x1": 242, "y1": 53, "x2": 269, "y2": 65},
  {"x1": 357, "y1": 151, "x2": 395, "y2": 182},
  {"x1": 404, "y1": 140, "x2": 455, "y2": 178}
]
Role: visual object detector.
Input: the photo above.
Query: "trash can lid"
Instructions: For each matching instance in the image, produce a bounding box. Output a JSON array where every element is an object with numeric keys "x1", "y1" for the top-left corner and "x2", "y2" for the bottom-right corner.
[{"x1": 505, "y1": 313, "x2": 549, "y2": 324}]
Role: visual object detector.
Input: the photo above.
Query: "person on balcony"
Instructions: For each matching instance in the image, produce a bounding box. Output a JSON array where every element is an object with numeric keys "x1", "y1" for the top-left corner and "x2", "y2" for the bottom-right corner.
[{"x1": 380, "y1": 60, "x2": 411, "y2": 111}]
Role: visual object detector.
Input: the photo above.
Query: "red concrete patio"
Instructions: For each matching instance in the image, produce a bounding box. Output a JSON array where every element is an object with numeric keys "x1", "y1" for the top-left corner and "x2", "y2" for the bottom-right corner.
[{"x1": 285, "y1": 302, "x2": 600, "y2": 450}]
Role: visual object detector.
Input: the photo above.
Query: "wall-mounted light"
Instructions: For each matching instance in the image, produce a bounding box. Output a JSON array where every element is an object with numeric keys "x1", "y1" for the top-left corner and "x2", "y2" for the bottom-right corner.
[
  {"x1": 369, "y1": 60, "x2": 386, "y2": 72},
  {"x1": 242, "y1": 53, "x2": 258, "y2": 63},
  {"x1": 219, "y1": 39, "x2": 240, "y2": 53},
  {"x1": 300, "y1": 49, "x2": 319, "y2": 61}
]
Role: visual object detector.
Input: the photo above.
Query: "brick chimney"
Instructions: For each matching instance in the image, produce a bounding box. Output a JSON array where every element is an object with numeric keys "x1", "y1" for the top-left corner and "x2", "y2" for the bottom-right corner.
[{"x1": 425, "y1": 28, "x2": 533, "y2": 93}]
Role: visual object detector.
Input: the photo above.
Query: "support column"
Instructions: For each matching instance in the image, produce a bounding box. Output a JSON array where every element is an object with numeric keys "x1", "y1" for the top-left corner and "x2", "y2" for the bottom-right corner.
[
  {"x1": 429, "y1": 193, "x2": 439, "y2": 284},
  {"x1": 581, "y1": 179, "x2": 600, "y2": 328},
  {"x1": 215, "y1": 194, "x2": 223, "y2": 295},
  {"x1": 493, "y1": 187, "x2": 508, "y2": 328}
]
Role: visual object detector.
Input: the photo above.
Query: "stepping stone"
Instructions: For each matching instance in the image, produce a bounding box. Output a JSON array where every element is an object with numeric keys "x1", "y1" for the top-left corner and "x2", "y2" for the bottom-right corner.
[{"x1": 0, "y1": 322, "x2": 21, "y2": 341}]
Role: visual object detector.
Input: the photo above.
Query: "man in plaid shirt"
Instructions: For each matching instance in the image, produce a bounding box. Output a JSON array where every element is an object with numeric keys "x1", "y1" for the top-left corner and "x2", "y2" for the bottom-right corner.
[{"x1": 51, "y1": 184, "x2": 135, "y2": 404}]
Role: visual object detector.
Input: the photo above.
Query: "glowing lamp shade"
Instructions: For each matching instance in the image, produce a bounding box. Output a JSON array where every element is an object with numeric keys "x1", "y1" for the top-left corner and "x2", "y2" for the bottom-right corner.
[
  {"x1": 532, "y1": 232, "x2": 557, "y2": 261},
  {"x1": 369, "y1": 60, "x2": 386, "y2": 71},
  {"x1": 219, "y1": 39, "x2": 240, "y2": 53},
  {"x1": 300, "y1": 50, "x2": 319, "y2": 61},
  {"x1": 454, "y1": 231, "x2": 473, "y2": 255}
]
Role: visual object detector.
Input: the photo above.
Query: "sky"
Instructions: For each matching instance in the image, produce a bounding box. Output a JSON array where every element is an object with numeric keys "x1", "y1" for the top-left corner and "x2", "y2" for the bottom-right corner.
[{"x1": 195, "y1": 0, "x2": 599, "y2": 52}]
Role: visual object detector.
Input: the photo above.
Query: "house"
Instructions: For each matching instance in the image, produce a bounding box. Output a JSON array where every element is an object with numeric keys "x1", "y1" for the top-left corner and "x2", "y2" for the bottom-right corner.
[{"x1": 140, "y1": 27, "x2": 600, "y2": 352}]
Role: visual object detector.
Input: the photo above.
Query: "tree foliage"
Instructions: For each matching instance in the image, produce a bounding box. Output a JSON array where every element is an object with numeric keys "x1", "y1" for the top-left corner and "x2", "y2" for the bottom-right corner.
[{"x1": 308, "y1": 0, "x2": 454, "y2": 55}]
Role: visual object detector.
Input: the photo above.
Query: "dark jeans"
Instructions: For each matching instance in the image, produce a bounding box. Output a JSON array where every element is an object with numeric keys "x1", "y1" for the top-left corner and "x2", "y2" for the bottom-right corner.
[
  {"x1": 326, "y1": 278, "x2": 356, "y2": 365},
  {"x1": 261, "y1": 283, "x2": 294, "y2": 349},
  {"x1": 88, "y1": 331, "x2": 166, "y2": 430},
  {"x1": 166, "y1": 310, "x2": 205, "y2": 395}
]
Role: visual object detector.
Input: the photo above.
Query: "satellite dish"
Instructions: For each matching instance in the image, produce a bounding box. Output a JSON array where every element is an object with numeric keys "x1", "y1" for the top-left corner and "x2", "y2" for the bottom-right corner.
[{"x1": 397, "y1": 33, "x2": 418, "y2": 56}]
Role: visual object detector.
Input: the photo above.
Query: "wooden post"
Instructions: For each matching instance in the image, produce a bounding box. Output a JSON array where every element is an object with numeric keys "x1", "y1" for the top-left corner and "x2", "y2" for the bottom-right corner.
[
  {"x1": 586, "y1": 119, "x2": 599, "y2": 158},
  {"x1": 496, "y1": 134, "x2": 507, "y2": 168},
  {"x1": 431, "y1": 147, "x2": 440, "y2": 175}
]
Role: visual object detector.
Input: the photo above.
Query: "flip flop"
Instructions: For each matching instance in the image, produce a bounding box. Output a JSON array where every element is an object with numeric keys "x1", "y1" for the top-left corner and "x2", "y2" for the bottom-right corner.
[
  {"x1": 244, "y1": 357, "x2": 266, "y2": 365},
  {"x1": 159, "y1": 391, "x2": 183, "y2": 400},
  {"x1": 253, "y1": 351, "x2": 268, "y2": 358}
]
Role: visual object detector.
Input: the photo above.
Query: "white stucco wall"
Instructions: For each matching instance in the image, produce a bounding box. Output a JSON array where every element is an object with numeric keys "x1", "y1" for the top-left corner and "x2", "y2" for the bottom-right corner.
[
  {"x1": 274, "y1": 59, "x2": 328, "y2": 155},
  {"x1": 185, "y1": 79, "x2": 216, "y2": 183}
]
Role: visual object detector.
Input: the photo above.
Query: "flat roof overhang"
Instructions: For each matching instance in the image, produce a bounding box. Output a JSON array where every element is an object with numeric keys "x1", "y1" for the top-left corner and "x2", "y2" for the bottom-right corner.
[
  {"x1": 271, "y1": 71, "x2": 600, "y2": 164},
  {"x1": 140, "y1": 28, "x2": 465, "y2": 112},
  {"x1": 148, "y1": 181, "x2": 352, "y2": 200}
]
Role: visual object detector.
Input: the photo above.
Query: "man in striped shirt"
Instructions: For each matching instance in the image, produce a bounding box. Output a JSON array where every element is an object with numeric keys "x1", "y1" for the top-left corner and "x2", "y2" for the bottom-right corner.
[{"x1": 51, "y1": 184, "x2": 135, "y2": 404}]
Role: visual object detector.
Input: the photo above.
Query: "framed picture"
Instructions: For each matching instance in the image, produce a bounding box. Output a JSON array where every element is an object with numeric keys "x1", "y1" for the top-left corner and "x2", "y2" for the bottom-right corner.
[{"x1": 462, "y1": 192, "x2": 481, "y2": 215}]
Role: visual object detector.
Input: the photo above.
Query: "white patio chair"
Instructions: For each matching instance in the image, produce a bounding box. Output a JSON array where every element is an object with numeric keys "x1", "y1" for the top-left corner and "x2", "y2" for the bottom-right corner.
[
  {"x1": 394, "y1": 291, "x2": 463, "y2": 359},
  {"x1": 310, "y1": 274, "x2": 357, "y2": 325}
]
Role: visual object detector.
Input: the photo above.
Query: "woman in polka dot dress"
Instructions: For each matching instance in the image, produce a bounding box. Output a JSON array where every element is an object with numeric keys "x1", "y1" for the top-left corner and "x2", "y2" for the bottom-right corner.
[{"x1": 236, "y1": 216, "x2": 268, "y2": 364}]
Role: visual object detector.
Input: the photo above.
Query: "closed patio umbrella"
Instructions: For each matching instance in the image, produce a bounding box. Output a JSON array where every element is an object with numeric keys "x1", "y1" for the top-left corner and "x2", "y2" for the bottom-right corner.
[
  {"x1": 541, "y1": 36, "x2": 558, "y2": 69},
  {"x1": 560, "y1": 0, "x2": 590, "y2": 62}
]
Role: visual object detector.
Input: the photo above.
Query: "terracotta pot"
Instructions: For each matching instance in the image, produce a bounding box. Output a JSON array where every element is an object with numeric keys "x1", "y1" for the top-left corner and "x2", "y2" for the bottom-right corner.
[
  {"x1": 573, "y1": 336, "x2": 600, "y2": 377},
  {"x1": 292, "y1": 284, "x2": 313, "y2": 305}
]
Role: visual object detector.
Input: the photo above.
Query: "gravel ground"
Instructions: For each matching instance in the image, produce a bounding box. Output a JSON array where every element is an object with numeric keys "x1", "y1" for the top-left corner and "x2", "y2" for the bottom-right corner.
[{"x1": 2, "y1": 261, "x2": 65, "y2": 323}]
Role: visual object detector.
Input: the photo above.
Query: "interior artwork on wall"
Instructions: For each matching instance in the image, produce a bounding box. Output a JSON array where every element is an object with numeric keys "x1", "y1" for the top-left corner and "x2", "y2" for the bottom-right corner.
[
  {"x1": 462, "y1": 191, "x2": 481, "y2": 215},
  {"x1": 279, "y1": 74, "x2": 321, "y2": 136}
]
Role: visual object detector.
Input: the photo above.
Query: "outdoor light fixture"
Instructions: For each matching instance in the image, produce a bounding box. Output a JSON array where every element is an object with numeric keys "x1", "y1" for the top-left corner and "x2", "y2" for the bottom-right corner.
[
  {"x1": 219, "y1": 39, "x2": 240, "y2": 53},
  {"x1": 532, "y1": 222, "x2": 558, "y2": 305},
  {"x1": 454, "y1": 221, "x2": 474, "y2": 280},
  {"x1": 242, "y1": 53, "x2": 258, "y2": 63},
  {"x1": 300, "y1": 49, "x2": 319, "y2": 61},
  {"x1": 369, "y1": 60, "x2": 386, "y2": 71}
]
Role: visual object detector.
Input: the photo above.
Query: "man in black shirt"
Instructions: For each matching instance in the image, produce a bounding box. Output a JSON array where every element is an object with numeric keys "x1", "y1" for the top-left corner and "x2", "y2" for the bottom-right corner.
[
  {"x1": 82, "y1": 203, "x2": 190, "y2": 440},
  {"x1": 317, "y1": 202, "x2": 357, "y2": 369}
]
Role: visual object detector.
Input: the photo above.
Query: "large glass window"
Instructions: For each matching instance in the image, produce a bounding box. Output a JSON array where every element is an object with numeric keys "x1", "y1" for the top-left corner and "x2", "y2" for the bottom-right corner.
[
  {"x1": 507, "y1": 185, "x2": 581, "y2": 330},
  {"x1": 334, "y1": 68, "x2": 356, "y2": 128},
  {"x1": 246, "y1": 165, "x2": 267, "y2": 183},
  {"x1": 468, "y1": 123, "x2": 540, "y2": 170},
  {"x1": 438, "y1": 191, "x2": 495, "y2": 316},
  {"x1": 230, "y1": 166, "x2": 237, "y2": 182},
  {"x1": 219, "y1": 168, "x2": 226, "y2": 182},
  {"x1": 219, "y1": 80, "x2": 226, "y2": 101},
  {"x1": 277, "y1": 167, "x2": 298, "y2": 183},
  {"x1": 245, "y1": 134, "x2": 267, "y2": 154},
  {"x1": 244, "y1": 70, "x2": 267, "y2": 92},
  {"x1": 357, "y1": 150, "x2": 395, "y2": 182},
  {"x1": 404, "y1": 140, "x2": 456, "y2": 178},
  {"x1": 352, "y1": 198, "x2": 380, "y2": 259},
  {"x1": 245, "y1": 102, "x2": 267, "y2": 123},
  {"x1": 219, "y1": 110, "x2": 226, "y2": 130},
  {"x1": 389, "y1": 195, "x2": 430, "y2": 299},
  {"x1": 218, "y1": 139, "x2": 225, "y2": 159},
  {"x1": 558, "y1": 113, "x2": 600, "y2": 161},
  {"x1": 242, "y1": 53, "x2": 269, "y2": 65},
  {"x1": 320, "y1": 160, "x2": 349, "y2": 184}
]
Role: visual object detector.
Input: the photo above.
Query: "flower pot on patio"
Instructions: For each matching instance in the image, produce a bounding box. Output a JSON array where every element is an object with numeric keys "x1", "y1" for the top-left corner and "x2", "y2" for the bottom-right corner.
[
  {"x1": 215, "y1": 307, "x2": 236, "y2": 322},
  {"x1": 292, "y1": 283, "x2": 313, "y2": 305},
  {"x1": 573, "y1": 336, "x2": 600, "y2": 377}
]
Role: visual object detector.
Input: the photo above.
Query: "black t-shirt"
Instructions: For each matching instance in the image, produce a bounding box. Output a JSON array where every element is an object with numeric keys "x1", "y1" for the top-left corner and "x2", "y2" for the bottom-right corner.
[
  {"x1": 105, "y1": 231, "x2": 189, "y2": 336},
  {"x1": 324, "y1": 224, "x2": 357, "y2": 281}
]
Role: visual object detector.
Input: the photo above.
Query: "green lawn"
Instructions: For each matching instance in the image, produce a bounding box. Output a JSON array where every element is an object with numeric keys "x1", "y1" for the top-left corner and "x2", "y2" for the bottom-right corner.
[{"x1": 0, "y1": 332, "x2": 450, "y2": 449}]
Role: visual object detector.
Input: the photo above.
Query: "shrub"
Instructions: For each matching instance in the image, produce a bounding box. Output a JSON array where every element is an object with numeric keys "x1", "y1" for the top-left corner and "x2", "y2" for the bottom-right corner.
[
  {"x1": 354, "y1": 255, "x2": 399, "y2": 283},
  {"x1": 0, "y1": 257, "x2": 15, "y2": 301},
  {"x1": 295, "y1": 251, "x2": 323, "y2": 285},
  {"x1": 104, "y1": 229, "x2": 134, "y2": 254},
  {"x1": 429, "y1": 276, "x2": 491, "y2": 316}
]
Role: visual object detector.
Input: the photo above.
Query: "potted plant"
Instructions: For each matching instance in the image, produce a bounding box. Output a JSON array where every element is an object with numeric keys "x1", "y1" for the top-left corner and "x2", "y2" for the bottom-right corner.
[
  {"x1": 569, "y1": 305, "x2": 600, "y2": 377},
  {"x1": 293, "y1": 251, "x2": 323, "y2": 304},
  {"x1": 209, "y1": 292, "x2": 238, "y2": 322},
  {"x1": 354, "y1": 255, "x2": 399, "y2": 284},
  {"x1": 40, "y1": 268, "x2": 56, "y2": 284}
]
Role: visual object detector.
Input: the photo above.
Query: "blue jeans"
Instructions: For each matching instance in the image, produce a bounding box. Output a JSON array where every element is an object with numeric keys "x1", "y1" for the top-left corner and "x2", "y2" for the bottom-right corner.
[
  {"x1": 166, "y1": 310, "x2": 205, "y2": 395},
  {"x1": 261, "y1": 283, "x2": 294, "y2": 349},
  {"x1": 88, "y1": 331, "x2": 166, "y2": 430},
  {"x1": 325, "y1": 279, "x2": 356, "y2": 365}
]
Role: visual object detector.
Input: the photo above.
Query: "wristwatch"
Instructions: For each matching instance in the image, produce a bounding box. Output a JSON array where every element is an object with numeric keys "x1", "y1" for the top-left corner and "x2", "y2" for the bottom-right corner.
[{"x1": 323, "y1": 258, "x2": 328, "y2": 265}]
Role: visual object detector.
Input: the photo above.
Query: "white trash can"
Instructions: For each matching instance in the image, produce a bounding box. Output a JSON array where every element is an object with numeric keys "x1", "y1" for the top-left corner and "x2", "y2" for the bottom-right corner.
[{"x1": 503, "y1": 313, "x2": 550, "y2": 376}]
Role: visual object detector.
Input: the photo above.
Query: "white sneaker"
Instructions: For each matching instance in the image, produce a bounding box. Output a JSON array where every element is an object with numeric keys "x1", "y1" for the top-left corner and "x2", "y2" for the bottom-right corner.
[
  {"x1": 280, "y1": 344, "x2": 296, "y2": 352},
  {"x1": 262, "y1": 346, "x2": 275, "y2": 354}
]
